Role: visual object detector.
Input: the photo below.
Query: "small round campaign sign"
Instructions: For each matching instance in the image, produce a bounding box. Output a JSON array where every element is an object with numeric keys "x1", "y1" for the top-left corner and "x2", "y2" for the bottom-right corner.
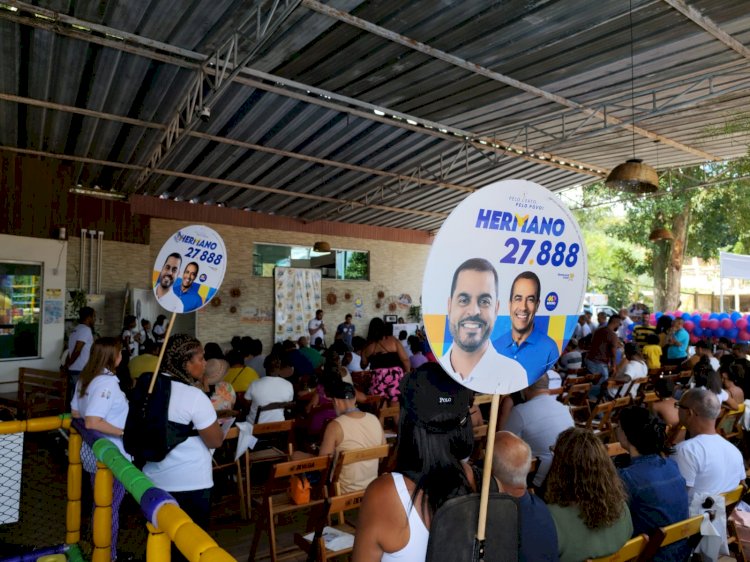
[
  {"x1": 422, "y1": 179, "x2": 587, "y2": 394},
  {"x1": 152, "y1": 225, "x2": 227, "y2": 313}
]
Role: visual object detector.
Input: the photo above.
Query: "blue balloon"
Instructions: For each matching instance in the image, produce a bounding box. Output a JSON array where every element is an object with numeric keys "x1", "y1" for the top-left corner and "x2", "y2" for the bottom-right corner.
[
  {"x1": 728, "y1": 328, "x2": 739, "y2": 339},
  {"x1": 655, "y1": 312, "x2": 663, "y2": 319},
  {"x1": 731, "y1": 312, "x2": 742, "y2": 321},
  {"x1": 692, "y1": 314, "x2": 701, "y2": 324},
  {"x1": 703, "y1": 329, "x2": 713, "y2": 338},
  {"x1": 716, "y1": 328, "x2": 726, "y2": 337},
  {"x1": 681, "y1": 313, "x2": 691, "y2": 321},
  {"x1": 719, "y1": 313, "x2": 730, "y2": 320},
  {"x1": 710, "y1": 313, "x2": 719, "y2": 320},
  {"x1": 693, "y1": 327, "x2": 704, "y2": 337}
]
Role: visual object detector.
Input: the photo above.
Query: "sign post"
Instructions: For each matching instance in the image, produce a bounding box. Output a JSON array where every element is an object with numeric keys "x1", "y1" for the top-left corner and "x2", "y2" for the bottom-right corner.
[
  {"x1": 422, "y1": 180, "x2": 587, "y2": 558},
  {"x1": 149, "y1": 225, "x2": 227, "y2": 391}
]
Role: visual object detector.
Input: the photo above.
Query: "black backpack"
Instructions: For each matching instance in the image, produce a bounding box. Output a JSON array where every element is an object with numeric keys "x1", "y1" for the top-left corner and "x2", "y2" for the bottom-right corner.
[{"x1": 124, "y1": 372, "x2": 198, "y2": 467}]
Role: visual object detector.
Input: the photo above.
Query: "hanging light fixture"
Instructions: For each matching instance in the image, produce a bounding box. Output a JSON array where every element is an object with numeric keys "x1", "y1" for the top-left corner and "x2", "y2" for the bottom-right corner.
[
  {"x1": 605, "y1": 0, "x2": 659, "y2": 193},
  {"x1": 313, "y1": 241, "x2": 331, "y2": 252},
  {"x1": 648, "y1": 227, "x2": 674, "y2": 242}
]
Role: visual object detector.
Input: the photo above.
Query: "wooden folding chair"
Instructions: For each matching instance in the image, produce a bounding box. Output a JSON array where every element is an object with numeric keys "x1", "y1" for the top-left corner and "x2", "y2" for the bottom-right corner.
[
  {"x1": 358, "y1": 394, "x2": 384, "y2": 415},
  {"x1": 378, "y1": 403, "x2": 400, "y2": 432},
  {"x1": 578, "y1": 400, "x2": 615, "y2": 436},
  {"x1": 624, "y1": 376, "x2": 648, "y2": 399},
  {"x1": 471, "y1": 423, "x2": 489, "y2": 462},
  {"x1": 0, "y1": 367, "x2": 67, "y2": 419},
  {"x1": 293, "y1": 490, "x2": 365, "y2": 562},
  {"x1": 254, "y1": 400, "x2": 295, "y2": 424},
  {"x1": 586, "y1": 534, "x2": 649, "y2": 561},
  {"x1": 606, "y1": 442, "x2": 629, "y2": 457},
  {"x1": 212, "y1": 426, "x2": 250, "y2": 519},
  {"x1": 329, "y1": 443, "x2": 390, "y2": 497},
  {"x1": 249, "y1": 455, "x2": 332, "y2": 562},
  {"x1": 641, "y1": 514, "x2": 704, "y2": 560},
  {"x1": 723, "y1": 483, "x2": 748, "y2": 562},
  {"x1": 563, "y1": 382, "x2": 592, "y2": 422}
]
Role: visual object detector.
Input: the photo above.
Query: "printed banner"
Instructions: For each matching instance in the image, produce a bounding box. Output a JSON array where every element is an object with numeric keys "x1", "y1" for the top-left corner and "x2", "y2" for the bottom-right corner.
[
  {"x1": 152, "y1": 225, "x2": 227, "y2": 313},
  {"x1": 422, "y1": 179, "x2": 587, "y2": 394},
  {"x1": 274, "y1": 267, "x2": 322, "y2": 343}
]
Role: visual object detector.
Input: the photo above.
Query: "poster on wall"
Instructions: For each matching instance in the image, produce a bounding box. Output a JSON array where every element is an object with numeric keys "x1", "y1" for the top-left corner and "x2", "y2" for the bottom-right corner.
[
  {"x1": 151, "y1": 225, "x2": 227, "y2": 313},
  {"x1": 274, "y1": 267, "x2": 322, "y2": 343},
  {"x1": 422, "y1": 179, "x2": 587, "y2": 395}
]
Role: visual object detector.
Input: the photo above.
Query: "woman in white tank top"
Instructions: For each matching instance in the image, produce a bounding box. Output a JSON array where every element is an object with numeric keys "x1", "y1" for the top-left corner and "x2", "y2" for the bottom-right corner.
[{"x1": 353, "y1": 363, "x2": 476, "y2": 561}]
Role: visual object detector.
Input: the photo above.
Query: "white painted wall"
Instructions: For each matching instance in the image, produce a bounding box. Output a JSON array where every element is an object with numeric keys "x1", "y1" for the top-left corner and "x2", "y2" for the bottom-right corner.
[{"x1": 0, "y1": 234, "x2": 67, "y2": 390}]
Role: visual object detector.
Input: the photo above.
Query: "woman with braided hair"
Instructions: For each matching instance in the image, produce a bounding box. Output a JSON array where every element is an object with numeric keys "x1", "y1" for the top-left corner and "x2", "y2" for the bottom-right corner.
[
  {"x1": 616, "y1": 406, "x2": 690, "y2": 562},
  {"x1": 142, "y1": 334, "x2": 223, "y2": 540}
]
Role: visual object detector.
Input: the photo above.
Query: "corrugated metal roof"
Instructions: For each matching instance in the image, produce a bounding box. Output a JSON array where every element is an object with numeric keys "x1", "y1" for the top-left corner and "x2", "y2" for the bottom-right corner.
[{"x1": 1, "y1": 0, "x2": 749, "y2": 233}]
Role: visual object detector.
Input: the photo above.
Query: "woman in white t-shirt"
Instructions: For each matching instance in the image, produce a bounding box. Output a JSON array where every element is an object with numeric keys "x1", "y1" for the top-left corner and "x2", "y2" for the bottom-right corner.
[
  {"x1": 70, "y1": 337, "x2": 129, "y2": 561},
  {"x1": 152, "y1": 314, "x2": 167, "y2": 345},
  {"x1": 142, "y1": 334, "x2": 223, "y2": 544},
  {"x1": 121, "y1": 314, "x2": 139, "y2": 358},
  {"x1": 609, "y1": 343, "x2": 648, "y2": 398}
]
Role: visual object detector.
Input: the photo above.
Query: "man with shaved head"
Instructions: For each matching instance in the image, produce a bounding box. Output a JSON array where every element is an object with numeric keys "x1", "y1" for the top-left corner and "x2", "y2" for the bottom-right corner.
[
  {"x1": 492, "y1": 431, "x2": 558, "y2": 561},
  {"x1": 674, "y1": 388, "x2": 745, "y2": 502}
]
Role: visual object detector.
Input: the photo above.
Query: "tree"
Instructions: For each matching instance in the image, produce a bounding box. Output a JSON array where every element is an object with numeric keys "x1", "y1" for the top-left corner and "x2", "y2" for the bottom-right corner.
[{"x1": 580, "y1": 159, "x2": 750, "y2": 311}]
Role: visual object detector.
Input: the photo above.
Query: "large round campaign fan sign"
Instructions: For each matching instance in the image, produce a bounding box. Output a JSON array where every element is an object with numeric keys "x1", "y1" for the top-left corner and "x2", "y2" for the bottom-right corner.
[
  {"x1": 422, "y1": 180, "x2": 587, "y2": 394},
  {"x1": 152, "y1": 225, "x2": 227, "y2": 313}
]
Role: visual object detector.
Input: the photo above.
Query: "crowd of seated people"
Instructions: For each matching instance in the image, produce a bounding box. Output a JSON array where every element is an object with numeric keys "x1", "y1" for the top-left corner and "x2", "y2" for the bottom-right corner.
[{"x1": 62, "y1": 302, "x2": 750, "y2": 561}]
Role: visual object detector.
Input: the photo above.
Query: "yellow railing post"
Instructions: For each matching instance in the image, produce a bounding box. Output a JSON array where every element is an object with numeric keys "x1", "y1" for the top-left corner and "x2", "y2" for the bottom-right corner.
[
  {"x1": 146, "y1": 521, "x2": 171, "y2": 561},
  {"x1": 92, "y1": 461, "x2": 113, "y2": 562},
  {"x1": 66, "y1": 426, "x2": 82, "y2": 545}
]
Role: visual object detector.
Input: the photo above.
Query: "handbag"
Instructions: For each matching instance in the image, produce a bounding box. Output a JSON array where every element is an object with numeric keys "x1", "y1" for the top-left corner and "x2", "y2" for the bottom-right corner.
[{"x1": 289, "y1": 473, "x2": 311, "y2": 505}]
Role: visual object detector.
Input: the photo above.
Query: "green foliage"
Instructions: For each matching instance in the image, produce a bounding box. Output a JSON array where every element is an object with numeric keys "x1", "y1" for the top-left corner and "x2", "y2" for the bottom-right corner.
[
  {"x1": 575, "y1": 158, "x2": 750, "y2": 309},
  {"x1": 343, "y1": 251, "x2": 369, "y2": 280}
]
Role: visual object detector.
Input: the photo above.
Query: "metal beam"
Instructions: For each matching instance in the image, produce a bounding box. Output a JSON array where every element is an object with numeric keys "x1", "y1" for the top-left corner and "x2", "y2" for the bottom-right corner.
[
  {"x1": 301, "y1": 0, "x2": 720, "y2": 162},
  {"x1": 0, "y1": 92, "x2": 476, "y2": 194},
  {"x1": 0, "y1": 1, "x2": 606, "y2": 178},
  {"x1": 662, "y1": 0, "x2": 750, "y2": 60},
  {"x1": 131, "y1": 0, "x2": 302, "y2": 192},
  {"x1": 0, "y1": 145, "x2": 449, "y2": 220}
]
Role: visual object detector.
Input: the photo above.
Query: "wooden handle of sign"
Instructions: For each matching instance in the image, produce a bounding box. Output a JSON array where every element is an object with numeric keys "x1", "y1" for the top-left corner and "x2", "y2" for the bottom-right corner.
[
  {"x1": 147, "y1": 311, "x2": 177, "y2": 395},
  {"x1": 476, "y1": 393, "x2": 501, "y2": 542}
]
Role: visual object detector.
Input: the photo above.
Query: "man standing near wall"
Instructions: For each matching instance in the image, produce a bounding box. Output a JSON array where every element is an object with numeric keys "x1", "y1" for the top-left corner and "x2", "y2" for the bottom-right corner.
[
  {"x1": 308, "y1": 309, "x2": 326, "y2": 347},
  {"x1": 64, "y1": 306, "x2": 95, "y2": 404},
  {"x1": 336, "y1": 313, "x2": 356, "y2": 350}
]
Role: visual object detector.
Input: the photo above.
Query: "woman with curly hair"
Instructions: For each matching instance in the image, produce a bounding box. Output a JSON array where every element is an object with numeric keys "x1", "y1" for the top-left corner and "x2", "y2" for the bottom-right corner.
[
  {"x1": 545, "y1": 427, "x2": 633, "y2": 561},
  {"x1": 617, "y1": 406, "x2": 689, "y2": 562},
  {"x1": 142, "y1": 334, "x2": 223, "y2": 541}
]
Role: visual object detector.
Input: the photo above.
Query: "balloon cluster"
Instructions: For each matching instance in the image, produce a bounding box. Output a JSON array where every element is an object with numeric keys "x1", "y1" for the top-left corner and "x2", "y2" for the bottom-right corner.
[{"x1": 649, "y1": 311, "x2": 750, "y2": 344}]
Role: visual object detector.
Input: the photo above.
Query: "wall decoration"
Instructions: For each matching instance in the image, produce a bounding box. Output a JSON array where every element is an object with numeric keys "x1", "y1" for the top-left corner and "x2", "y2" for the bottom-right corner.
[{"x1": 274, "y1": 267, "x2": 322, "y2": 343}]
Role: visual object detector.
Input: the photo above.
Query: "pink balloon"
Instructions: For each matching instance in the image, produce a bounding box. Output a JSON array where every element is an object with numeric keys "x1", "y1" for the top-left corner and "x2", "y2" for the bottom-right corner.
[
  {"x1": 740, "y1": 330, "x2": 750, "y2": 341},
  {"x1": 689, "y1": 334, "x2": 699, "y2": 344},
  {"x1": 684, "y1": 321, "x2": 695, "y2": 332},
  {"x1": 709, "y1": 319, "x2": 720, "y2": 330},
  {"x1": 675, "y1": 311, "x2": 684, "y2": 318},
  {"x1": 720, "y1": 318, "x2": 733, "y2": 330},
  {"x1": 737, "y1": 318, "x2": 748, "y2": 330},
  {"x1": 699, "y1": 319, "x2": 709, "y2": 329},
  {"x1": 650, "y1": 313, "x2": 657, "y2": 325}
]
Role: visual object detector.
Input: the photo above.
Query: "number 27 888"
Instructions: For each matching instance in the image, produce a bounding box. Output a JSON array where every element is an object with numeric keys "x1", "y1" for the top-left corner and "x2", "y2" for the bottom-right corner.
[{"x1": 499, "y1": 237, "x2": 579, "y2": 267}]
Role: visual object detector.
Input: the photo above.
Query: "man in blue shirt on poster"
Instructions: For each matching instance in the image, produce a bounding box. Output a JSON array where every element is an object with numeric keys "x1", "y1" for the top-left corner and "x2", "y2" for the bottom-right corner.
[
  {"x1": 494, "y1": 270, "x2": 560, "y2": 385},
  {"x1": 173, "y1": 261, "x2": 204, "y2": 312}
]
